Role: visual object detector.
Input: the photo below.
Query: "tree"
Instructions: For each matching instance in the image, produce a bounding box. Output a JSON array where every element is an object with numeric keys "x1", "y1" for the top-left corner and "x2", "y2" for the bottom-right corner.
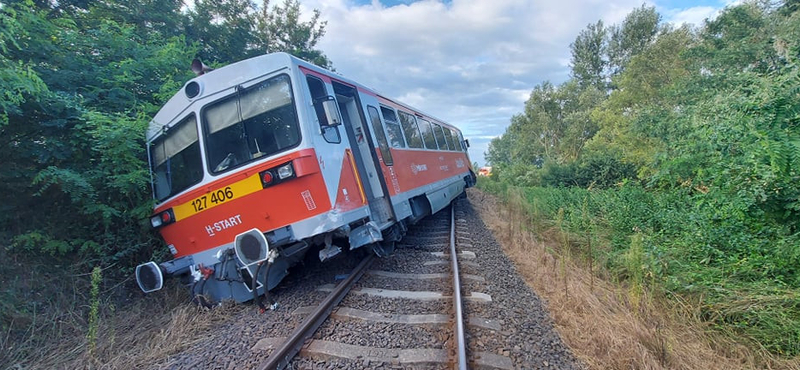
[
  {"x1": 588, "y1": 26, "x2": 694, "y2": 179},
  {"x1": 570, "y1": 20, "x2": 607, "y2": 89},
  {"x1": 1, "y1": 0, "x2": 197, "y2": 260},
  {"x1": 187, "y1": 0, "x2": 258, "y2": 63},
  {"x1": 0, "y1": 3, "x2": 48, "y2": 126},
  {"x1": 607, "y1": 5, "x2": 661, "y2": 78},
  {"x1": 186, "y1": 0, "x2": 331, "y2": 67},
  {"x1": 486, "y1": 79, "x2": 603, "y2": 173},
  {"x1": 254, "y1": 0, "x2": 331, "y2": 68}
]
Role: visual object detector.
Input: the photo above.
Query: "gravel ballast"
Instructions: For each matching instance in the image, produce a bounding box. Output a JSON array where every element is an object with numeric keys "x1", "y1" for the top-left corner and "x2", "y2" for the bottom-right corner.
[{"x1": 147, "y1": 195, "x2": 583, "y2": 370}]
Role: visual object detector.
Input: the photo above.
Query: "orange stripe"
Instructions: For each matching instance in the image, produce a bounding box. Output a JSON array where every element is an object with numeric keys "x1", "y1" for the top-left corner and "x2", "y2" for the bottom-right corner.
[{"x1": 346, "y1": 150, "x2": 367, "y2": 204}]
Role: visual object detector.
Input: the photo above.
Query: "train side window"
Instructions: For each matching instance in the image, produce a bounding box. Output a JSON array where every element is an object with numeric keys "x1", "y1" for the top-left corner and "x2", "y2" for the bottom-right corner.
[
  {"x1": 398, "y1": 111, "x2": 423, "y2": 149},
  {"x1": 451, "y1": 129, "x2": 463, "y2": 151},
  {"x1": 380, "y1": 106, "x2": 406, "y2": 148},
  {"x1": 418, "y1": 118, "x2": 437, "y2": 150},
  {"x1": 443, "y1": 127, "x2": 455, "y2": 151},
  {"x1": 432, "y1": 122, "x2": 447, "y2": 150},
  {"x1": 306, "y1": 75, "x2": 341, "y2": 144},
  {"x1": 367, "y1": 106, "x2": 393, "y2": 165}
]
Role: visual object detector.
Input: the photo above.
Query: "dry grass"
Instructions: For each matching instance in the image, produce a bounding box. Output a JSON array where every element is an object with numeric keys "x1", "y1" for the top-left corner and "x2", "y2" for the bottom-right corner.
[
  {"x1": 2, "y1": 278, "x2": 237, "y2": 370},
  {"x1": 468, "y1": 188, "x2": 800, "y2": 370}
]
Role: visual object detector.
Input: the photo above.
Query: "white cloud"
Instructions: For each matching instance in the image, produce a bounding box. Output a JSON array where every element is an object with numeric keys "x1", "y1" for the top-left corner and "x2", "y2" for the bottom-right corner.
[
  {"x1": 295, "y1": 0, "x2": 725, "y2": 165},
  {"x1": 663, "y1": 6, "x2": 718, "y2": 27}
]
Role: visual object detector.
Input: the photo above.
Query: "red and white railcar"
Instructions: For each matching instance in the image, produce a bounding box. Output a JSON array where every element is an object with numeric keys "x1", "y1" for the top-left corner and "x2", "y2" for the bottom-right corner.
[{"x1": 135, "y1": 53, "x2": 476, "y2": 305}]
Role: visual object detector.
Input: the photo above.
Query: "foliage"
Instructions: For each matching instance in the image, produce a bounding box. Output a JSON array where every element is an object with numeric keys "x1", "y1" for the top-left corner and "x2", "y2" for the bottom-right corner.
[
  {"x1": 0, "y1": 0, "x2": 331, "y2": 265},
  {"x1": 487, "y1": 80, "x2": 604, "y2": 169},
  {"x1": 1, "y1": 0, "x2": 333, "y2": 362},
  {"x1": 606, "y1": 5, "x2": 661, "y2": 79},
  {"x1": 255, "y1": 0, "x2": 330, "y2": 68},
  {"x1": 485, "y1": 0, "x2": 800, "y2": 356},
  {"x1": 187, "y1": 0, "x2": 331, "y2": 67},
  {"x1": 87, "y1": 266, "x2": 102, "y2": 356},
  {"x1": 570, "y1": 20, "x2": 607, "y2": 89}
]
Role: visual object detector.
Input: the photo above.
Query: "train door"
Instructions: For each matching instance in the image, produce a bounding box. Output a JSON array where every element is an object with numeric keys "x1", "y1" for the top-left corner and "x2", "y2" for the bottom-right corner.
[{"x1": 331, "y1": 81, "x2": 395, "y2": 227}]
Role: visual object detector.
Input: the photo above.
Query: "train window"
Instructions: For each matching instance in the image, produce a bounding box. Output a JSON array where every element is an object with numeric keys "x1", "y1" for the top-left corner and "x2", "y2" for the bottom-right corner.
[
  {"x1": 443, "y1": 127, "x2": 455, "y2": 151},
  {"x1": 457, "y1": 130, "x2": 467, "y2": 151},
  {"x1": 450, "y1": 129, "x2": 462, "y2": 151},
  {"x1": 203, "y1": 74, "x2": 301, "y2": 174},
  {"x1": 432, "y1": 122, "x2": 447, "y2": 150},
  {"x1": 367, "y1": 106, "x2": 393, "y2": 166},
  {"x1": 380, "y1": 106, "x2": 405, "y2": 148},
  {"x1": 149, "y1": 114, "x2": 203, "y2": 201},
  {"x1": 418, "y1": 118, "x2": 438, "y2": 150},
  {"x1": 306, "y1": 76, "x2": 341, "y2": 143},
  {"x1": 398, "y1": 111, "x2": 423, "y2": 149}
]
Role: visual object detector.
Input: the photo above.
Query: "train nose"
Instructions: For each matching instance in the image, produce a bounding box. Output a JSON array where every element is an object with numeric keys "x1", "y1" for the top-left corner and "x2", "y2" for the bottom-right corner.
[{"x1": 135, "y1": 261, "x2": 165, "y2": 293}]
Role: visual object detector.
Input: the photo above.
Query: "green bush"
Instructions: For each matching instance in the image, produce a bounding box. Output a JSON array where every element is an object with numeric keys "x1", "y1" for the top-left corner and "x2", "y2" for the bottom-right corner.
[{"x1": 482, "y1": 182, "x2": 800, "y2": 356}]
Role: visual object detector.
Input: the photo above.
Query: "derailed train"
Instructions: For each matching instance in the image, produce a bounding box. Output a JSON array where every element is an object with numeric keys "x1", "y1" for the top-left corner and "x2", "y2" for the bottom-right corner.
[{"x1": 135, "y1": 52, "x2": 476, "y2": 307}]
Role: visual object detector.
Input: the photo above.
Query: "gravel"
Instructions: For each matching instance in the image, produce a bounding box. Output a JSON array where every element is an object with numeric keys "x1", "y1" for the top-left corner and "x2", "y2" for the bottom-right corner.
[
  {"x1": 314, "y1": 320, "x2": 445, "y2": 349},
  {"x1": 454, "y1": 196, "x2": 583, "y2": 370},
  {"x1": 149, "y1": 195, "x2": 583, "y2": 370}
]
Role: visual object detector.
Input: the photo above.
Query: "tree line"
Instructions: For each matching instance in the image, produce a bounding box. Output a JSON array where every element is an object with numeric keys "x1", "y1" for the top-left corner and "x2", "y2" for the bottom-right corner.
[
  {"x1": 488, "y1": 2, "x2": 799, "y2": 228},
  {"x1": 485, "y1": 1, "x2": 800, "y2": 356},
  {"x1": 0, "y1": 0, "x2": 329, "y2": 266}
]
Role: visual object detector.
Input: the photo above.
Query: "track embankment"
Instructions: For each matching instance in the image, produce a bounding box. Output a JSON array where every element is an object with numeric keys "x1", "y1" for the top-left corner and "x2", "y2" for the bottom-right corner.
[{"x1": 150, "y1": 196, "x2": 582, "y2": 370}]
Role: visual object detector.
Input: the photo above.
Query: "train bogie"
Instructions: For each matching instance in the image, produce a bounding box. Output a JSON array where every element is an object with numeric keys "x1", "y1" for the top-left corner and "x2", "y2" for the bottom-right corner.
[{"x1": 135, "y1": 52, "x2": 475, "y2": 305}]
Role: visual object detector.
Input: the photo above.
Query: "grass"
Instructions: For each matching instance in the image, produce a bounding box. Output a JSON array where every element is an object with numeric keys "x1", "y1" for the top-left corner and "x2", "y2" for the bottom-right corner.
[
  {"x1": 469, "y1": 184, "x2": 800, "y2": 369},
  {"x1": 0, "y1": 250, "x2": 237, "y2": 370}
]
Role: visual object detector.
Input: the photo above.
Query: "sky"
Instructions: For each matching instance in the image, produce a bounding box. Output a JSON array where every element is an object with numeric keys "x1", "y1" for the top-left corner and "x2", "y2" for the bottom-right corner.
[{"x1": 295, "y1": 0, "x2": 737, "y2": 166}]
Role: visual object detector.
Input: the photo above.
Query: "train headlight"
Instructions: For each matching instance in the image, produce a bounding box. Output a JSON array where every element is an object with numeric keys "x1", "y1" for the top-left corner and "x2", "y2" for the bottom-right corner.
[
  {"x1": 259, "y1": 162, "x2": 296, "y2": 188},
  {"x1": 150, "y1": 209, "x2": 175, "y2": 229},
  {"x1": 136, "y1": 261, "x2": 164, "y2": 293},
  {"x1": 150, "y1": 215, "x2": 162, "y2": 228},
  {"x1": 277, "y1": 163, "x2": 294, "y2": 179},
  {"x1": 234, "y1": 229, "x2": 270, "y2": 282}
]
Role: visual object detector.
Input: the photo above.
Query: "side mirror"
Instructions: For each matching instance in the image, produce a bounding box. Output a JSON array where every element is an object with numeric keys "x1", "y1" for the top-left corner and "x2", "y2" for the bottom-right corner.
[
  {"x1": 319, "y1": 96, "x2": 341, "y2": 126},
  {"x1": 464, "y1": 139, "x2": 470, "y2": 148}
]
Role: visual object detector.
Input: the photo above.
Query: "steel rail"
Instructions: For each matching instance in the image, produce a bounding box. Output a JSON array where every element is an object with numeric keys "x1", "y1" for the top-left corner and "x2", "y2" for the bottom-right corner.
[
  {"x1": 450, "y1": 202, "x2": 468, "y2": 370},
  {"x1": 258, "y1": 253, "x2": 375, "y2": 370}
]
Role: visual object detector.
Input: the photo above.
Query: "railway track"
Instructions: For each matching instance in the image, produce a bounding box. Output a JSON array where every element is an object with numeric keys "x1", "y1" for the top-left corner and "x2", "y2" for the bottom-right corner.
[
  {"x1": 160, "y1": 192, "x2": 582, "y2": 370},
  {"x1": 252, "y1": 199, "x2": 511, "y2": 369}
]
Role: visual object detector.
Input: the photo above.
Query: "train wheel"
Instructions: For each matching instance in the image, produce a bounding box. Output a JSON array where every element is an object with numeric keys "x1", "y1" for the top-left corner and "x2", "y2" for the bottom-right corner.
[
  {"x1": 190, "y1": 279, "x2": 214, "y2": 309},
  {"x1": 372, "y1": 241, "x2": 396, "y2": 257}
]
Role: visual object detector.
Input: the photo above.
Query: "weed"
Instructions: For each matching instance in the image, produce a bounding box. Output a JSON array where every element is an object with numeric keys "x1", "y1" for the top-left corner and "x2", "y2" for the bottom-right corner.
[{"x1": 87, "y1": 266, "x2": 101, "y2": 357}]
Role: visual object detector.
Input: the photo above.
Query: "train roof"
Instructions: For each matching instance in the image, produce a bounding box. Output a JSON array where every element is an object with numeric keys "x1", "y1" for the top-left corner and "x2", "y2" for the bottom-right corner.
[{"x1": 147, "y1": 52, "x2": 459, "y2": 141}]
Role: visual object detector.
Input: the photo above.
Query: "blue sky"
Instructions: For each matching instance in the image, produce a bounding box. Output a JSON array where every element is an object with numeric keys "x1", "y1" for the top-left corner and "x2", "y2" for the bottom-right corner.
[{"x1": 297, "y1": 0, "x2": 737, "y2": 165}]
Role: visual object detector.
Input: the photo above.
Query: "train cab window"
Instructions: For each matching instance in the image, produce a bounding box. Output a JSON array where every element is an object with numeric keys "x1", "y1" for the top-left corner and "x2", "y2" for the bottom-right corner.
[
  {"x1": 202, "y1": 74, "x2": 301, "y2": 174},
  {"x1": 418, "y1": 118, "x2": 438, "y2": 150},
  {"x1": 306, "y1": 76, "x2": 341, "y2": 143},
  {"x1": 432, "y1": 122, "x2": 447, "y2": 150},
  {"x1": 443, "y1": 127, "x2": 456, "y2": 151},
  {"x1": 367, "y1": 106, "x2": 393, "y2": 165},
  {"x1": 398, "y1": 111, "x2": 423, "y2": 149},
  {"x1": 149, "y1": 114, "x2": 203, "y2": 201},
  {"x1": 380, "y1": 106, "x2": 406, "y2": 148}
]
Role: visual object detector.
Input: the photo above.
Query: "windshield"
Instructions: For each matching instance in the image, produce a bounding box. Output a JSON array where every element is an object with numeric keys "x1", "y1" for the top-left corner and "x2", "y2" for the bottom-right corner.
[
  {"x1": 149, "y1": 114, "x2": 203, "y2": 201},
  {"x1": 203, "y1": 74, "x2": 300, "y2": 174}
]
